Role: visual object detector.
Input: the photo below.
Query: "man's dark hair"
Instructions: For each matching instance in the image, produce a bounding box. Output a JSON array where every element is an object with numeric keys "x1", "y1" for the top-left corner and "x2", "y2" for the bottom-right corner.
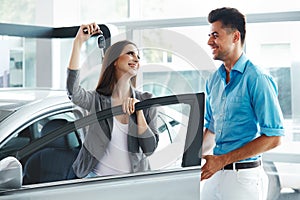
[{"x1": 208, "y1": 7, "x2": 246, "y2": 46}]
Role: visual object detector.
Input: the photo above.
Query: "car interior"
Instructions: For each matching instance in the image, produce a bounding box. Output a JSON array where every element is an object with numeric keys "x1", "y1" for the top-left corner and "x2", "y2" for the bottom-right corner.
[{"x1": 23, "y1": 119, "x2": 81, "y2": 184}]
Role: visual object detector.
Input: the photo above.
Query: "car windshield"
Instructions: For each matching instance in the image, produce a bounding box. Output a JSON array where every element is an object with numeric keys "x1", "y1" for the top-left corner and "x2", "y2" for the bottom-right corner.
[
  {"x1": 0, "y1": 90, "x2": 41, "y2": 113},
  {"x1": 0, "y1": 99, "x2": 31, "y2": 122},
  {"x1": 0, "y1": 110, "x2": 14, "y2": 122},
  {"x1": 0, "y1": 101, "x2": 28, "y2": 110}
]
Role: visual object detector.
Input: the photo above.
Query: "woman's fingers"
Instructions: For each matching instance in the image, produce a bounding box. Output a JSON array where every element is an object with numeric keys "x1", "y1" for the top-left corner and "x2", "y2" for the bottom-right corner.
[
  {"x1": 80, "y1": 22, "x2": 102, "y2": 37},
  {"x1": 130, "y1": 98, "x2": 135, "y2": 113},
  {"x1": 122, "y1": 98, "x2": 139, "y2": 115},
  {"x1": 84, "y1": 22, "x2": 102, "y2": 35}
]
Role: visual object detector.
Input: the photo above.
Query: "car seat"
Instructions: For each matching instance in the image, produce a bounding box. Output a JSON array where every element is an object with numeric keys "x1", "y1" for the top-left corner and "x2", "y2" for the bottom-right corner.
[{"x1": 23, "y1": 119, "x2": 81, "y2": 185}]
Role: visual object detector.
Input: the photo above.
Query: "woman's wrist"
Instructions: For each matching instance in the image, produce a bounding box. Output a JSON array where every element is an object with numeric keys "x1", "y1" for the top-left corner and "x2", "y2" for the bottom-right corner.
[{"x1": 73, "y1": 38, "x2": 84, "y2": 49}]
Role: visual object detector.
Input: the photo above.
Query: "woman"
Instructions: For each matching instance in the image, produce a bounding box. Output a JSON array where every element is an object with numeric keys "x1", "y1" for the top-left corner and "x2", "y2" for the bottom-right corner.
[{"x1": 66, "y1": 22, "x2": 158, "y2": 178}]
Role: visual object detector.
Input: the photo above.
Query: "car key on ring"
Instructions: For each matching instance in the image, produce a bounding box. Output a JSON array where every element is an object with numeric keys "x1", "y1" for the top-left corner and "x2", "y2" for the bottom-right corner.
[{"x1": 83, "y1": 28, "x2": 106, "y2": 57}]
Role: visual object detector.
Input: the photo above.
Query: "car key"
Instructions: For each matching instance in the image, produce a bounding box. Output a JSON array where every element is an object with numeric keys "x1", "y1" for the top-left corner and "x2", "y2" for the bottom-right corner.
[
  {"x1": 83, "y1": 28, "x2": 106, "y2": 57},
  {"x1": 97, "y1": 34, "x2": 106, "y2": 49}
]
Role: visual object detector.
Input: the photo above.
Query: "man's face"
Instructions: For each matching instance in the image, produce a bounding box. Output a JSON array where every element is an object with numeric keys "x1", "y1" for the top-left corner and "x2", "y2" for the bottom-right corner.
[{"x1": 207, "y1": 21, "x2": 236, "y2": 61}]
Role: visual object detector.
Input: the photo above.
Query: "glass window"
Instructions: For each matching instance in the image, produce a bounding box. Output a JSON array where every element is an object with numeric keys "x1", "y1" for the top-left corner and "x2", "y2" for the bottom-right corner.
[
  {"x1": 0, "y1": 36, "x2": 46, "y2": 88},
  {"x1": 0, "y1": 0, "x2": 36, "y2": 25},
  {"x1": 80, "y1": 0, "x2": 128, "y2": 22},
  {"x1": 246, "y1": 22, "x2": 300, "y2": 120},
  {"x1": 150, "y1": 104, "x2": 190, "y2": 169},
  {"x1": 2, "y1": 0, "x2": 300, "y2": 26},
  {"x1": 138, "y1": 0, "x2": 300, "y2": 19},
  {"x1": 130, "y1": 28, "x2": 215, "y2": 97}
]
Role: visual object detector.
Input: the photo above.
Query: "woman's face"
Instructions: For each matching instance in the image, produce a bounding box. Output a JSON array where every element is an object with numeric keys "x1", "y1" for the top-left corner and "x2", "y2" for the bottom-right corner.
[{"x1": 114, "y1": 44, "x2": 140, "y2": 79}]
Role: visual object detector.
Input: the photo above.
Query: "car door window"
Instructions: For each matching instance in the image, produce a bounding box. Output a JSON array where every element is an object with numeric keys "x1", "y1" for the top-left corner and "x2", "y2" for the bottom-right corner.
[
  {"x1": 79, "y1": 93, "x2": 204, "y2": 172},
  {"x1": 0, "y1": 111, "x2": 78, "y2": 161},
  {"x1": 149, "y1": 103, "x2": 190, "y2": 170}
]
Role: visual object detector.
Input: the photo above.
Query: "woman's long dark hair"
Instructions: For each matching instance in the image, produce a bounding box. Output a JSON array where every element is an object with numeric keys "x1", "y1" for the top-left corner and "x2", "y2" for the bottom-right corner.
[{"x1": 95, "y1": 40, "x2": 138, "y2": 96}]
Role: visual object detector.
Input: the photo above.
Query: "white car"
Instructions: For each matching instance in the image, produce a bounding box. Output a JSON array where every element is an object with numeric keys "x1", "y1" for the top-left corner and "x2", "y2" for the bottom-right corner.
[{"x1": 0, "y1": 88, "x2": 205, "y2": 200}]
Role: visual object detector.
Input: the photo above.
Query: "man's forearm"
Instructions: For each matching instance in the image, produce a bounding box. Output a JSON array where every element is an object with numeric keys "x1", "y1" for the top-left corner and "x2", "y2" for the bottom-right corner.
[{"x1": 220, "y1": 134, "x2": 281, "y2": 166}]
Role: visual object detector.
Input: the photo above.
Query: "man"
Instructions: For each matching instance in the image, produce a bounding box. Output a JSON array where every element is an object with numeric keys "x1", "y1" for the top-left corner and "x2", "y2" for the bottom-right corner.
[{"x1": 201, "y1": 7, "x2": 284, "y2": 200}]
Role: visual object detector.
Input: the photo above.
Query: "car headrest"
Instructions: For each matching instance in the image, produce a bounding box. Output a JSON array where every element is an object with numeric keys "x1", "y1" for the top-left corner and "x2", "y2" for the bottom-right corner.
[
  {"x1": 41, "y1": 119, "x2": 79, "y2": 149},
  {"x1": 41, "y1": 119, "x2": 68, "y2": 135}
]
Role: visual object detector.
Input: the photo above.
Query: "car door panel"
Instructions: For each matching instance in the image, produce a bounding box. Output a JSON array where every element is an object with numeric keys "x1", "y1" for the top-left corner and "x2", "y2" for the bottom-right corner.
[{"x1": 1, "y1": 167, "x2": 200, "y2": 200}]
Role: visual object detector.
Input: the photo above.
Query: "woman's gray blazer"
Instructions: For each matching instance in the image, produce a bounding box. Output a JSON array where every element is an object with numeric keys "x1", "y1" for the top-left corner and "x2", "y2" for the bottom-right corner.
[{"x1": 66, "y1": 69, "x2": 158, "y2": 178}]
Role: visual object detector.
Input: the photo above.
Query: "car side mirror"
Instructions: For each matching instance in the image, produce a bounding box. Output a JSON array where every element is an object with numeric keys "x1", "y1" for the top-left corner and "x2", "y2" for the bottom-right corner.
[{"x1": 0, "y1": 156, "x2": 22, "y2": 189}]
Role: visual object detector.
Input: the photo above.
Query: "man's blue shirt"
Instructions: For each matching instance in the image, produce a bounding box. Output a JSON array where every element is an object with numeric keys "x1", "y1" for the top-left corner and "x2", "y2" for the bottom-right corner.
[{"x1": 204, "y1": 53, "x2": 284, "y2": 162}]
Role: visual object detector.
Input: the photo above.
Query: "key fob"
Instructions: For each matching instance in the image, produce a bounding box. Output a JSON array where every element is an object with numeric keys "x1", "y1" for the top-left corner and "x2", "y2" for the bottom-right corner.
[{"x1": 97, "y1": 35, "x2": 106, "y2": 49}]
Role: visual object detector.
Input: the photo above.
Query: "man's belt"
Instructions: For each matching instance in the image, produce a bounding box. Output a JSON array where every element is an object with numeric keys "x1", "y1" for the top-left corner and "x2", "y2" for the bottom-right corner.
[{"x1": 223, "y1": 160, "x2": 261, "y2": 170}]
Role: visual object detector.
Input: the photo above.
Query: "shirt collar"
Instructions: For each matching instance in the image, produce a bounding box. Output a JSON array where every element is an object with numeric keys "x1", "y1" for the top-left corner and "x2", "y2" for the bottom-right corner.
[
  {"x1": 219, "y1": 53, "x2": 248, "y2": 75},
  {"x1": 232, "y1": 53, "x2": 248, "y2": 73}
]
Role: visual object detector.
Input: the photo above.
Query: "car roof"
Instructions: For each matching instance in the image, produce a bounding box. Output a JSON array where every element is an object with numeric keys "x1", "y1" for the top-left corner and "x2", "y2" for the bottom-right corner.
[{"x1": 0, "y1": 88, "x2": 68, "y2": 111}]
